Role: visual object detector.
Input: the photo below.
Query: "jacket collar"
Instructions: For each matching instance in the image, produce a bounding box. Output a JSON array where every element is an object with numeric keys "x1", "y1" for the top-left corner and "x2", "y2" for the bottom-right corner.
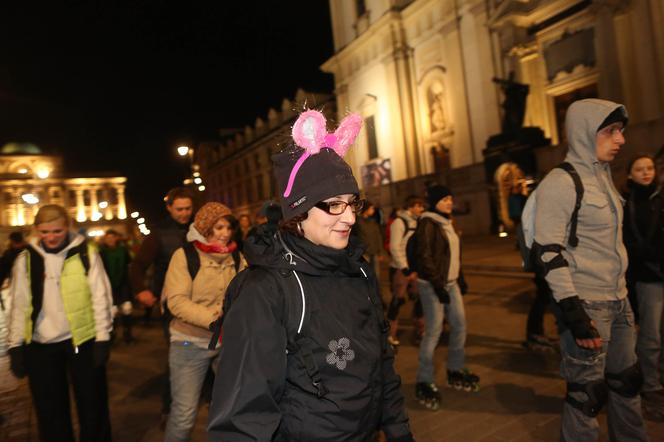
[{"x1": 29, "y1": 232, "x2": 84, "y2": 258}]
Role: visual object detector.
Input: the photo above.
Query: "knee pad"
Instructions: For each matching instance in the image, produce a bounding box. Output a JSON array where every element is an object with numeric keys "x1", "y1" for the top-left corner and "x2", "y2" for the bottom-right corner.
[
  {"x1": 566, "y1": 380, "x2": 609, "y2": 417},
  {"x1": 606, "y1": 363, "x2": 643, "y2": 397}
]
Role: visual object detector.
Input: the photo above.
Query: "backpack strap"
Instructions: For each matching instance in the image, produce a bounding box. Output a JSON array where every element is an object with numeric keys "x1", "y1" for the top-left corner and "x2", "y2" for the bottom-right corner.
[
  {"x1": 397, "y1": 216, "x2": 412, "y2": 238},
  {"x1": 65, "y1": 242, "x2": 91, "y2": 275},
  {"x1": 182, "y1": 242, "x2": 201, "y2": 281},
  {"x1": 556, "y1": 162, "x2": 584, "y2": 248},
  {"x1": 27, "y1": 247, "x2": 45, "y2": 326},
  {"x1": 231, "y1": 249, "x2": 241, "y2": 273}
]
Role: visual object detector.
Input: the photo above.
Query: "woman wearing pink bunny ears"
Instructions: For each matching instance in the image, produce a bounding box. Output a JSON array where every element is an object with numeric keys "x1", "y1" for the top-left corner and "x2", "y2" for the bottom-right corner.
[{"x1": 208, "y1": 110, "x2": 413, "y2": 441}]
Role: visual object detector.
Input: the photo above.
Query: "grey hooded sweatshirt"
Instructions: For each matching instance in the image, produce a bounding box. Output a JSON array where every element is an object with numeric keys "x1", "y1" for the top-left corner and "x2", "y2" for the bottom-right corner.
[{"x1": 534, "y1": 99, "x2": 628, "y2": 302}]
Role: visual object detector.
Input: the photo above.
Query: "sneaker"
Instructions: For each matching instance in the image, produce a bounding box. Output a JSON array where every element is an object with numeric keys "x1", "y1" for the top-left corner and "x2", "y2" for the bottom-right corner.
[{"x1": 387, "y1": 336, "x2": 400, "y2": 346}]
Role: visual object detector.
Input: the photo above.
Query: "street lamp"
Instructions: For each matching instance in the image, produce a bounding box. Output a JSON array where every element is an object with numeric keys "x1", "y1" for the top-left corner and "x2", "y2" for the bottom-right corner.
[
  {"x1": 21, "y1": 193, "x2": 39, "y2": 205},
  {"x1": 36, "y1": 168, "x2": 50, "y2": 179},
  {"x1": 137, "y1": 217, "x2": 145, "y2": 224},
  {"x1": 130, "y1": 211, "x2": 139, "y2": 219},
  {"x1": 177, "y1": 145, "x2": 190, "y2": 156}
]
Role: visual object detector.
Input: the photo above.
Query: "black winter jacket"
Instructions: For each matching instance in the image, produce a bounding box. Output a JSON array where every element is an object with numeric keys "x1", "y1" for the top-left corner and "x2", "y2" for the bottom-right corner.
[
  {"x1": 623, "y1": 181, "x2": 664, "y2": 282},
  {"x1": 207, "y1": 231, "x2": 412, "y2": 441}
]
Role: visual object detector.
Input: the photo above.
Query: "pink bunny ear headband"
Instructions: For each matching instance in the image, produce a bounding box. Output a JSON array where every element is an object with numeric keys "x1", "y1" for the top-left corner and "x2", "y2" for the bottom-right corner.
[{"x1": 283, "y1": 110, "x2": 362, "y2": 198}]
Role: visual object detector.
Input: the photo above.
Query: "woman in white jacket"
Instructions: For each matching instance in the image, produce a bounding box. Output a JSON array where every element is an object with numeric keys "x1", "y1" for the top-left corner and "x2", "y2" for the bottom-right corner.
[{"x1": 7, "y1": 204, "x2": 113, "y2": 442}]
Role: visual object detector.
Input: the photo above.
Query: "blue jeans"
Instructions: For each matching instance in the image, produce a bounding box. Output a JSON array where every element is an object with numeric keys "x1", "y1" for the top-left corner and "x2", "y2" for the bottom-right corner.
[
  {"x1": 636, "y1": 281, "x2": 664, "y2": 392},
  {"x1": 416, "y1": 280, "x2": 466, "y2": 383},
  {"x1": 165, "y1": 341, "x2": 220, "y2": 442},
  {"x1": 558, "y1": 299, "x2": 648, "y2": 442}
]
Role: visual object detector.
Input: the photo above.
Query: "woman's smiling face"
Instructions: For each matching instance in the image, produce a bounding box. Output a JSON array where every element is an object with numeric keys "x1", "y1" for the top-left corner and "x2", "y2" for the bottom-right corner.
[{"x1": 301, "y1": 194, "x2": 357, "y2": 249}]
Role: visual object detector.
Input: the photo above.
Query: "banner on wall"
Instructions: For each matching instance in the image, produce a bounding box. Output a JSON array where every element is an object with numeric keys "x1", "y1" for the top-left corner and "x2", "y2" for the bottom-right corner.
[{"x1": 360, "y1": 158, "x2": 392, "y2": 188}]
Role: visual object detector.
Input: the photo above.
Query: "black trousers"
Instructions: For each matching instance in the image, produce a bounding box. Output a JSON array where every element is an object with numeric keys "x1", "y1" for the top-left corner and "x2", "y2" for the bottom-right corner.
[{"x1": 25, "y1": 340, "x2": 110, "y2": 442}]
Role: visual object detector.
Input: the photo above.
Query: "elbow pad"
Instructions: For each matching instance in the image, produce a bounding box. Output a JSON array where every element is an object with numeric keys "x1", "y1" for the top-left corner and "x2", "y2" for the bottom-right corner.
[{"x1": 533, "y1": 242, "x2": 568, "y2": 277}]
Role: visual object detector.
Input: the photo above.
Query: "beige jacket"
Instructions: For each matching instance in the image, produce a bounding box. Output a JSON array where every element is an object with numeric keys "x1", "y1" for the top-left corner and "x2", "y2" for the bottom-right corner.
[{"x1": 163, "y1": 244, "x2": 246, "y2": 340}]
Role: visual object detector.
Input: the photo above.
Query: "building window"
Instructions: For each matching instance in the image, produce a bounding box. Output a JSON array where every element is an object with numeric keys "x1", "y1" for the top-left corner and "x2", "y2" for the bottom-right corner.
[
  {"x1": 365, "y1": 115, "x2": 378, "y2": 159},
  {"x1": 254, "y1": 154, "x2": 260, "y2": 169}
]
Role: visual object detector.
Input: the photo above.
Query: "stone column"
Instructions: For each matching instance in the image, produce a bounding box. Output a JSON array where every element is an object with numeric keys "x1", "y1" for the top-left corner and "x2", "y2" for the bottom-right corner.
[
  {"x1": 75, "y1": 188, "x2": 86, "y2": 222},
  {"x1": 115, "y1": 185, "x2": 127, "y2": 219},
  {"x1": 90, "y1": 186, "x2": 100, "y2": 221},
  {"x1": 392, "y1": 44, "x2": 420, "y2": 177},
  {"x1": 102, "y1": 187, "x2": 113, "y2": 220},
  {"x1": 594, "y1": 3, "x2": 624, "y2": 104}
]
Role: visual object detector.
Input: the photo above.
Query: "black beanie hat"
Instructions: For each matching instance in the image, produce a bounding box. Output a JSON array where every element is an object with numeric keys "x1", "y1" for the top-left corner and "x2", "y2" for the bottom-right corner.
[
  {"x1": 273, "y1": 147, "x2": 359, "y2": 219},
  {"x1": 597, "y1": 106, "x2": 628, "y2": 132},
  {"x1": 427, "y1": 184, "x2": 452, "y2": 209}
]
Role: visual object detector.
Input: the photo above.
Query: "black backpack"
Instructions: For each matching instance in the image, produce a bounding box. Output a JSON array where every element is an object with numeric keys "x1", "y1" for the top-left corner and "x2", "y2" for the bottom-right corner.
[
  {"x1": 182, "y1": 241, "x2": 241, "y2": 280},
  {"x1": 516, "y1": 162, "x2": 584, "y2": 273}
]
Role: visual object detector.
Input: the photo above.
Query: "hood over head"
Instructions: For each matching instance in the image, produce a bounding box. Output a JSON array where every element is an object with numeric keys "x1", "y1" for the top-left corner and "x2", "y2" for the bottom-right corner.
[{"x1": 565, "y1": 99, "x2": 628, "y2": 169}]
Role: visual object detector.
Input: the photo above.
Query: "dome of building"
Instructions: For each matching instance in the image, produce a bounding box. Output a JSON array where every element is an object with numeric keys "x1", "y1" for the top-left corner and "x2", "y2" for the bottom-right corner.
[{"x1": 1, "y1": 142, "x2": 42, "y2": 155}]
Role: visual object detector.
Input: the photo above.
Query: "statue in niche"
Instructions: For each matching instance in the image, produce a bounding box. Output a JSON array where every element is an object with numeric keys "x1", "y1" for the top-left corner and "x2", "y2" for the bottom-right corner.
[
  {"x1": 427, "y1": 82, "x2": 448, "y2": 134},
  {"x1": 493, "y1": 71, "x2": 530, "y2": 135}
]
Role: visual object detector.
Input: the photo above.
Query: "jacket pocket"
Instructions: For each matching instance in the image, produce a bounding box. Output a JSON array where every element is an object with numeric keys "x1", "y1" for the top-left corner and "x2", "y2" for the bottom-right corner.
[{"x1": 581, "y1": 194, "x2": 612, "y2": 229}]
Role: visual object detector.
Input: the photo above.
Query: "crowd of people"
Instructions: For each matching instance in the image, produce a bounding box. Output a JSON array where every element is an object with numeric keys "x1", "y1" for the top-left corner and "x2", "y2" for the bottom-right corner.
[{"x1": 0, "y1": 99, "x2": 662, "y2": 441}]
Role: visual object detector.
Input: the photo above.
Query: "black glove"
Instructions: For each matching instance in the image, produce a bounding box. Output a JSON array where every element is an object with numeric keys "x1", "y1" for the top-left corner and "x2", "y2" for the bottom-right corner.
[
  {"x1": 94, "y1": 341, "x2": 111, "y2": 367},
  {"x1": 8, "y1": 346, "x2": 27, "y2": 378},
  {"x1": 558, "y1": 296, "x2": 600, "y2": 342},
  {"x1": 434, "y1": 286, "x2": 450, "y2": 303},
  {"x1": 458, "y1": 278, "x2": 468, "y2": 295}
]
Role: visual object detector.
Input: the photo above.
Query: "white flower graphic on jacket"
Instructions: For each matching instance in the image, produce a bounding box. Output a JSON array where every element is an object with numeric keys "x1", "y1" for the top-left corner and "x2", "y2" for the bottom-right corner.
[{"x1": 326, "y1": 337, "x2": 355, "y2": 370}]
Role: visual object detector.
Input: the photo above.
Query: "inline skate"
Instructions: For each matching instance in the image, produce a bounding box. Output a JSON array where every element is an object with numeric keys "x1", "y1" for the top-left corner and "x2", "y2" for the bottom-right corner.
[
  {"x1": 447, "y1": 369, "x2": 480, "y2": 392},
  {"x1": 415, "y1": 382, "x2": 441, "y2": 410}
]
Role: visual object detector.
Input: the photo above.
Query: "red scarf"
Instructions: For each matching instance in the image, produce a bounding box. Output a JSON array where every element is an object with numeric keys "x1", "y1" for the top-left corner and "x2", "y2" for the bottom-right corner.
[{"x1": 193, "y1": 240, "x2": 237, "y2": 255}]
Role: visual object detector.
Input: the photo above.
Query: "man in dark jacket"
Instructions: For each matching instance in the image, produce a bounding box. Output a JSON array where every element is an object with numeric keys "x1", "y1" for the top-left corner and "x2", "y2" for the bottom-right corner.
[
  {"x1": 412, "y1": 185, "x2": 475, "y2": 410},
  {"x1": 128, "y1": 186, "x2": 194, "y2": 421}
]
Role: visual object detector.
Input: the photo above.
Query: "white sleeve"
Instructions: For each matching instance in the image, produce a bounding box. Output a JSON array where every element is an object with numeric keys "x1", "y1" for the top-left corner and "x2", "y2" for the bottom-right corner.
[
  {"x1": 87, "y1": 250, "x2": 114, "y2": 341},
  {"x1": 389, "y1": 219, "x2": 408, "y2": 269},
  {"x1": 8, "y1": 252, "x2": 28, "y2": 348}
]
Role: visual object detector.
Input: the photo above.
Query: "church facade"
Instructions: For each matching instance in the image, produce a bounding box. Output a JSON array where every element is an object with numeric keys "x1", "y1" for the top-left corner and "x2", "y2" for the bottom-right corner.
[{"x1": 322, "y1": 0, "x2": 664, "y2": 233}]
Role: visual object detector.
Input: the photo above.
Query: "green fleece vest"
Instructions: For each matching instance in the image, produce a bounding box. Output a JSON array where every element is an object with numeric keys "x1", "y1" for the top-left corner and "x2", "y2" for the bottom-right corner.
[{"x1": 25, "y1": 243, "x2": 97, "y2": 347}]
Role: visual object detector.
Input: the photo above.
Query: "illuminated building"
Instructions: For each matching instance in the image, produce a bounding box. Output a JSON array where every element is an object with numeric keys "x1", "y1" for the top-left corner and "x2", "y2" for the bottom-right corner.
[
  {"x1": 0, "y1": 142, "x2": 129, "y2": 239},
  {"x1": 321, "y1": 0, "x2": 663, "y2": 234},
  {"x1": 198, "y1": 89, "x2": 335, "y2": 217}
]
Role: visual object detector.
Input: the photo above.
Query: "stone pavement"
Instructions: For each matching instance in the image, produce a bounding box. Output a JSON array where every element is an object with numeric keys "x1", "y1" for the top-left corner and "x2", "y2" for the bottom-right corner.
[{"x1": 1, "y1": 235, "x2": 663, "y2": 441}]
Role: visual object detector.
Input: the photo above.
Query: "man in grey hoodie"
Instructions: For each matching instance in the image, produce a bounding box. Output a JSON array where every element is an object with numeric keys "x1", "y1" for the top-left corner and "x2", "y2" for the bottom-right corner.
[{"x1": 534, "y1": 99, "x2": 648, "y2": 441}]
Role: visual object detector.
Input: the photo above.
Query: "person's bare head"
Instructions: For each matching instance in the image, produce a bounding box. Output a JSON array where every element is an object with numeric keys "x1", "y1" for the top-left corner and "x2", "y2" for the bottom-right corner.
[{"x1": 165, "y1": 187, "x2": 194, "y2": 225}]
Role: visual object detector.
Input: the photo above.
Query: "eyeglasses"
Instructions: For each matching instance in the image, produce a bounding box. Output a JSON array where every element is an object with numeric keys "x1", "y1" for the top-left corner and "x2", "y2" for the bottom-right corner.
[{"x1": 314, "y1": 199, "x2": 366, "y2": 215}]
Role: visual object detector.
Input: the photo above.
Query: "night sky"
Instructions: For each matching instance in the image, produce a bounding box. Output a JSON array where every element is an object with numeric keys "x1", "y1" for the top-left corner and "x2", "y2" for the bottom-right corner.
[{"x1": 0, "y1": 1, "x2": 334, "y2": 220}]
